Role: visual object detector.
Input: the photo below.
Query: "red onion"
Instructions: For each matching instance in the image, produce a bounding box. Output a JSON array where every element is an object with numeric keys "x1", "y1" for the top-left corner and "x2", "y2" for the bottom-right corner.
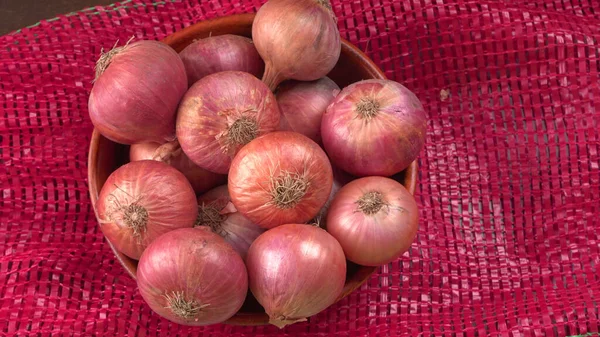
[
  {"x1": 96, "y1": 160, "x2": 197, "y2": 259},
  {"x1": 179, "y1": 34, "x2": 264, "y2": 85},
  {"x1": 277, "y1": 77, "x2": 340, "y2": 144},
  {"x1": 196, "y1": 185, "x2": 265, "y2": 259},
  {"x1": 321, "y1": 79, "x2": 427, "y2": 176},
  {"x1": 89, "y1": 40, "x2": 187, "y2": 144},
  {"x1": 253, "y1": 0, "x2": 341, "y2": 90},
  {"x1": 326, "y1": 176, "x2": 419, "y2": 266},
  {"x1": 228, "y1": 131, "x2": 333, "y2": 229},
  {"x1": 177, "y1": 71, "x2": 280, "y2": 174},
  {"x1": 137, "y1": 227, "x2": 248, "y2": 325},
  {"x1": 130, "y1": 142, "x2": 226, "y2": 194},
  {"x1": 246, "y1": 224, "x2": 345, "y2": 328},
  {"x1": 313, "y1": 165, "x2": 354, "y2": 225}
]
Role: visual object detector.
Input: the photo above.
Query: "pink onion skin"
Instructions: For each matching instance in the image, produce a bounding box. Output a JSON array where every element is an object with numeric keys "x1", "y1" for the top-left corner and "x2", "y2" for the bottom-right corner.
[
  {"x1": 321, "y1": 79, "x2": 427, "y2": 177},
  {"x1": 246, "y1": 224, "x2": 346, "y2": 328},
  {"x1": 228, "y1": 131, "x2": 333, "y2": 229},
  {"x1": 137, "y1": 227, "x2": 248, "y2": 325},
  {"x1": 89, "y1": 40, "x2": 187, "y2": 145},
  {"x1": 179, "y1": 34, "x2": 264, "y2": 85},
  {"x1": 253, "y1": 0, "x2": 341, "y2": 90},
  {"x1": 177, "y1": 71, "x2": 280, "y2": 174},
  {"x1": 314, "y1": 165, "x2": 354, "y2": 225},
  {"x1": 96, "y1": 160, "x2": 198, "y2": 260},
  {"x1": 277, "y1": 77, "x2": 340, "y2": 144},
  {"x1": 130, "y1": 142, "x2": 226, "y2": 194},
  {"x1": 196, "y1": 185, "x2": 265, "y2": 259},
  {"x1": 326, "y1": 176, "x2": 419, "y2": 266}
]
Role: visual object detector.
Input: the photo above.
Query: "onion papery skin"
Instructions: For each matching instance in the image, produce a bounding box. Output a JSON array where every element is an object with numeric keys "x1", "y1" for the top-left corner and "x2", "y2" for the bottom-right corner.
[
  {"x1": 277, "y1": 77, "x2": 340, "y2": 144},
  {"x1": 246, "y1": 224, "x2": 346, "y2": 328},
  {"x1": 179, "y1": 34, "x2": 265, "y2": 85},
  {"x1": 130, "y1": 142, "x2": 226, "y2": 194},
  {"x1": 137, "y1": 227, "x2": 248, "y2": 325},
  {"x1": 196, "y1": 185, "x2": 265, "y2": 259},
  {"x1": 89, "y1": 40, "x2": 187, "y2": 145},
  {"x1": 177, "y1": 71, "x2": 280, "y2": 174},
  {"x1": 321, "y1": 79, "x2": 427, "y2": 177},
  {"x1": 96, "y1": 160, "x2": 198, "y2": 260},
  {"x1": 313, "y1": 165, "x2": 354, "y2": 226},
  {"x1": 326, "y1": 176, "x2": 419, "y2": 266},
  {"x1": 228, "y1": 131, "x2": 333, "y2": 229},
  {"x1": 252, "y1": 0, "x2": 341, "y2": 90}
]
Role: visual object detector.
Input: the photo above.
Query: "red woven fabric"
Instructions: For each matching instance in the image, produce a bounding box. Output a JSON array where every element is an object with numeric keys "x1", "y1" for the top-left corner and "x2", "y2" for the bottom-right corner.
[{"x1": 2, "y1": 0, "x2": 600, "y2": 335}]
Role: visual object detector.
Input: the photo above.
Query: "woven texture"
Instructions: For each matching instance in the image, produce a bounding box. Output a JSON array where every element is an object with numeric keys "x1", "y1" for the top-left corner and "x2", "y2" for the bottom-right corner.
[{"x1": 1, "y1": 0, "x2": 600, "y2": 335}]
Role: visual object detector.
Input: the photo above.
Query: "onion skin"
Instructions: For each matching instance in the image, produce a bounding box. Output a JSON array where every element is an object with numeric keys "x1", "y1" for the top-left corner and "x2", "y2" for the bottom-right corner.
[
  {"x1": 179, "y1": 34, "x2": 264, "y2": 85},
  {"x1": 177, "y1": 71, "x2": 280, "y2": 174},
  {"x1": 96, "y1": 160, "x2": 198, "y2": 260},
  {"x1": 130, "y1": 142, "x2": 226, "y2": 194},
  {"x1": 277, "y1": 77, "x2": 340, "y2": 144},
  {"x1": 228, "y1": 131, "x2": 333, "y2": 228},
  {"x1": 321, "y1": 79, "x2": 427, "y2": 176},
  {"x1": 314, "y1": 165, "x2": 354, "y2": 225},
  {"x1": 196, "y1": 185, "x2": 265, "y2": 259},
  {"x1": 137, "y1": 227, "x2": 248, "y2": 325},
  {"x1": 326, "y1": 176, "x2": 419, "y2": 266},
  {"x1": 253, "y1": 0, "x2": 341, "y2": 90},
  {"x1": 89, "y1": 40, "x2": 187, "y2": 144},
  {"x1": 246, "y1": 224, "x2": 346, "y2": 328}
]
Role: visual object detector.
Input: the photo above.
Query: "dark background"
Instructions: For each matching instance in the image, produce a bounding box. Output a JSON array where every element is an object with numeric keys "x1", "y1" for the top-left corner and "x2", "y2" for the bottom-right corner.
[{"x1": 0, "y1": 0, "x2": 115, "y2": 35}]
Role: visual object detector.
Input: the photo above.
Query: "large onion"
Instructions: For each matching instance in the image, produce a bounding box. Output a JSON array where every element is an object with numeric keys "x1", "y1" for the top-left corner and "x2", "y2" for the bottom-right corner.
[
  {"x1": 196, "y1": 185, "x2": 265, "y2": 259},
  {"x1": 321, "y1": 79, "x2": 427, "y2": 176},
  {"x1": 277, "y1": 77, "x2": 340, "y2": 144},
  {"x1": 228, "y1": 131, "x2": 333, "y2": 228},
  {"x1": 96, "y1": 160, "x2": 197, "y2": 259},
  {"x1": 246, "y1": 224, "x2": 346, "y2": 328},
  {"x1": 137, "y1": 227, "x2": 248, "y2": 325},
  {"x1": 253, "y1": 0, "x2": 341, "y2": 90},
  {"x1": 130, "y1": 142, "x2": 226, "y2": 194},
  {"x1": 177, "y1": 71, "x2": 280, "y2": 174},
  {"x1": 89, "y1": 40, "x2": 187, "y2": 144},
  {"x1": 179, "y1": 34, "x2": 264, "y2": 85},
  {"x1": 326, "y1": 176, "x2": 419, "y2": 266}
]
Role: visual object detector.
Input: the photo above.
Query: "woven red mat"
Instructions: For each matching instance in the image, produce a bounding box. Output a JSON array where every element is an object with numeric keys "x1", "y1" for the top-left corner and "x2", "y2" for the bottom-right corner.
[{"x1": 1, "y1": 0, "x2": 600, "y2": 336}]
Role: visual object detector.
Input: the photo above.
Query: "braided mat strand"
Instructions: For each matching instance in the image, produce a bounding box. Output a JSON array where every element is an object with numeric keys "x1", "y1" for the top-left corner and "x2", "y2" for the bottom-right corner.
[{"x1": 1, "y1": 0, "x2": 600, "y2": 336}]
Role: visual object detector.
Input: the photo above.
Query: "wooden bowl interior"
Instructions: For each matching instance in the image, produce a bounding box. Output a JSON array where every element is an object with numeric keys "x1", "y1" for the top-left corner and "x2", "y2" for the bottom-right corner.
[{"x1": 88, "y1": 13, "x2": 418, "y2": 326}]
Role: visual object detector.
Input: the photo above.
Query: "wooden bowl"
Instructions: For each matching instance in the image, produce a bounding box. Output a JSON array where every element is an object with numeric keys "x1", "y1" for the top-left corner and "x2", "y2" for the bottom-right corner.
[{"x1": 87, "y1": 12, "x2": 418, "y2": 326}]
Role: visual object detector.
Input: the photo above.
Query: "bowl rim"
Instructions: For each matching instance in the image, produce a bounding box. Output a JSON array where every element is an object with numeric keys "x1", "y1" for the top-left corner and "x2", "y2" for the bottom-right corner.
[{"x1": 87, "y1": 12, "x2": 418, "y2": 326}]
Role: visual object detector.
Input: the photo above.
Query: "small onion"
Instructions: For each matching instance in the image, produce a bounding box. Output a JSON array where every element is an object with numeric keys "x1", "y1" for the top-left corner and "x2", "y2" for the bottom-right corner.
[
  {"x1": 326, "y1": 176, "x2": 419, "y2": 266},
  {"x1": 246, "y1": 224, "x2": 346, "y2": 328},
  {"x1": 277, "y1": 77, "x2": 340, "y2": 143},
  {"x1": 321, "y1": 79, "x2": 427, "y2": 176},
  {"x1": 228, "y1": 131, "x2": 333, "y2": 228},
  {"x1": 130, "y1": 142, "x2": 226, "y2": 194},
  {"x1": 253, "y1": 0, "x2": 341, "y2": 90},
  {"x1": 89, "y1": 40, "x2": 187, "y2": 144},
  {"x1": 137, "y1": 227, "x2": 248, "y2": 325},
  {"x1": 179, "y1": 34, "x2": 264, "y2": 85},
  {"x1": 177, "y1": 71, "x2": 280, "y2": 174},
  {"x1": 96, "y1": 160, "x2": 198, "y2": 259},
  {"x1": 196, "y1": 185, "x2": 265, "y2": 259}
]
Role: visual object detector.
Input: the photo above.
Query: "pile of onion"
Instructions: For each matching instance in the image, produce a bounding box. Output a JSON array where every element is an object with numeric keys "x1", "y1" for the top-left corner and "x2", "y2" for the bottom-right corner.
[
  {"x1": 321, "y1": 79, "x2": 427, "y2": 176},
  {"x1": 228, "y1": 131, "x2": 333, "y2": 228},
  {"x1": 253, "y1": 0, "x2": 341, "y2": 90},
  {"x1": 246, "y1": 224, "x2": 346, "y2": 328},
  {"x1": 177, "y1": 71, "x2": 280, "y2": 174},
  {"x1": 326, "y1": 176, "x2": 419, "y2": 266},
  {"x1": 89, "y1": 40, "x2": 187, "y2": 144},
  {"x1": 137, "y1": 227, "x2": 248, "y2": 325},
  {"x1": 96, "y1": 160, "x2": 198, "y2": 259},
  {"x1": 196, "y1": 185, "x2": 265, "y2": 259},
  {"x1": 130, "y1": 142, "x2": 226, "y2": 194},
  {"x1": 277, "y1": 77, "x2": 340, "y2": 144},
  {"x1": 179, "y1": 34, "x2": 264, "y2": 84}
]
